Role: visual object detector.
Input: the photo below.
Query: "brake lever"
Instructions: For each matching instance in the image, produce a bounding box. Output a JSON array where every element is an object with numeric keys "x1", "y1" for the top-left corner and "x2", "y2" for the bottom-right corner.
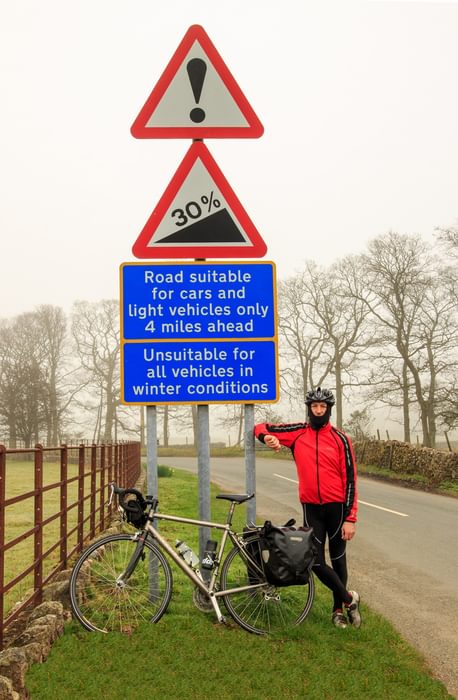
[{"x1": 108, "y1": 483, "x2": 115, "y2": 507}]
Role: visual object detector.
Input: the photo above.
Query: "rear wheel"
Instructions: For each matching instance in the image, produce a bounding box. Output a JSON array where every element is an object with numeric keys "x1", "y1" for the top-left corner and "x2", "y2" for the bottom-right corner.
[
  {"x1": 220, "y1": 534, "x2": 314, "y2": 635},
  {"x1": 69, "y1": 533, "x2": 173, "y2": 633}
]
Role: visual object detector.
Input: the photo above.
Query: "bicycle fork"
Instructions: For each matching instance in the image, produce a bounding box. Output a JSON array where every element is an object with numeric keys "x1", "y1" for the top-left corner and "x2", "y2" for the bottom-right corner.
[{"x1": 116, "y1": 536, "x2": 147, "y2": 587}]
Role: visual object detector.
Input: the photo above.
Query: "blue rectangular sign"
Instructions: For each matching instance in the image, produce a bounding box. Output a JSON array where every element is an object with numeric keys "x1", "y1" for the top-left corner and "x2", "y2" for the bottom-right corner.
[
  {"x1": 121, "y1": 340, "x2": 278, "y2": 404},
  {"x1": 121, "y1": 261, "x2": 276, "y2": 340}
]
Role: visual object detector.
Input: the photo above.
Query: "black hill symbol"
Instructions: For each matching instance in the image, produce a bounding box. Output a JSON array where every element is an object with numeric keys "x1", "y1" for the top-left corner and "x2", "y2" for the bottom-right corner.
[{"x1": 159, "y1": 208, "x2": 245, "y2": 244}]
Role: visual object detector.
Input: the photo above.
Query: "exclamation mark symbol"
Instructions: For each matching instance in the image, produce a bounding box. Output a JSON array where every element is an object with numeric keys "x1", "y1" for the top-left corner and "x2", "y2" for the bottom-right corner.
[{"x1": 187, "y1": 58, "x2": 207, "y2": 123}]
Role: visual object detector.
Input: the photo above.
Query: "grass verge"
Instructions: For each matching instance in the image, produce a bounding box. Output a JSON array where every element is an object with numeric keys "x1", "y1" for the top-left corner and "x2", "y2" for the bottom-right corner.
[
  {"x1": 358, "y1": 462, "x2": 458, "y2": 497},
  {"x1": 26, "y1": 469, "x2": 453, "y2": 700}
]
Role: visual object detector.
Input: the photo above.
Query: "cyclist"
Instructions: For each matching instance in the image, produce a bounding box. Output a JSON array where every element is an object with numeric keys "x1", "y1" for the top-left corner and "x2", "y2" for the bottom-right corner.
[{"x1": 254, "y1": 387, "x2": 362, "y2": 629}]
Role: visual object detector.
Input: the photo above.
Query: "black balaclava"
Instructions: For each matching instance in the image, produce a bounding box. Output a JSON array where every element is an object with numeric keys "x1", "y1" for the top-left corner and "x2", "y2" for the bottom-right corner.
[{"x1": 307, "y1": 405, "x2": 332, "y2": 430}]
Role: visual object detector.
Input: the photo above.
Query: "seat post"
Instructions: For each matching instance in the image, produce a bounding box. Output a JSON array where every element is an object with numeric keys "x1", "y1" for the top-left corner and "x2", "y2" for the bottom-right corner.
[{"x1": 226, "y1": 500, "x2": 237, "y2": 526}]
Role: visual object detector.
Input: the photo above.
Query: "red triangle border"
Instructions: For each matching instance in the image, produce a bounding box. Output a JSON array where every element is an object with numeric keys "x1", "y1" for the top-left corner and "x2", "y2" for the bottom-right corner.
[
  {"x1": 131, "y1": 24, "x2": 264, "y2": 139},
  {"x1": 132, "y1": 142, "x2": 267, "y2": 259}
]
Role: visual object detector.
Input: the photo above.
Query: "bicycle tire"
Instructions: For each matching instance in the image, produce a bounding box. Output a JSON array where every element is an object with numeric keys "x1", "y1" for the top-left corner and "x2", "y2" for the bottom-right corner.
[
  {"x1": 220, "y1": 534, "x2": 315, "y2": 635},
  {"x1": 69, "y1": 533, "x2": 173, "y2": 633}
]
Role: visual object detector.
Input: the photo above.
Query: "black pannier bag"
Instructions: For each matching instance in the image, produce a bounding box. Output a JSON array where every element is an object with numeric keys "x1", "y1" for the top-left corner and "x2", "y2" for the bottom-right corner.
[
  {"x1": 243, "y1": 526, "x2": 264, "y2": 585},
  {"x1": 259, "y1": 520, "x2": 316, "y2": 587},
  {"x1": 242, "y1": 519, "x2": 297, "y2": 584}
]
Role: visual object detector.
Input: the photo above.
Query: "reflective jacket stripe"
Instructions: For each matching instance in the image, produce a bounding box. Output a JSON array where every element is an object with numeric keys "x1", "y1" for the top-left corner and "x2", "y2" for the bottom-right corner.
[{"x1": 331, "y1": 427, "x2": 356, "y2": 520}]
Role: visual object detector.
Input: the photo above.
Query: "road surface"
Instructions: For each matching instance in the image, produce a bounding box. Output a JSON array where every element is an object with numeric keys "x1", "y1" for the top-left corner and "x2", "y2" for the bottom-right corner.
[{"x1": 159, "y1": 455, "x2": 458, "y2": 698}]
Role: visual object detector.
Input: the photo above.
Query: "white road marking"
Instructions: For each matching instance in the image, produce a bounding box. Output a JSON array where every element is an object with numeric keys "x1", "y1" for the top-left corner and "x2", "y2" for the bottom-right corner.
[
  {"x1": 274, "y1": 473, "x2": 298, "y2": 484},
  {"x1": 357, "y1": 500, "x2": 409, "y2": 517},
  {"x1": 273, "y1": 473, "x2": 409, "y2": 517}
]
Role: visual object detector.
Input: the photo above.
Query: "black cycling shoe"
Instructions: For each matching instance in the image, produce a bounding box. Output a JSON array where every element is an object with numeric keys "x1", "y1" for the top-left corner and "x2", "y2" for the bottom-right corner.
[
  {"x1": 346, "y1": 591, "x2": 362, "y2": 628},
  {"x1": 332, "y1": 610, "x2": 348, "y2": 629}
]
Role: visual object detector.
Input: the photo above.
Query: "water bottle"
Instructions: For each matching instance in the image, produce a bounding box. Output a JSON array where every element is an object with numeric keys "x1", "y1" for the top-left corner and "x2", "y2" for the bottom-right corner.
[
  {"x1": 175, "y1": 540, "x2": 200, "y2": 569},
  {"x1": 201, "y1": 539, "x2": 218, "y2": 570}
]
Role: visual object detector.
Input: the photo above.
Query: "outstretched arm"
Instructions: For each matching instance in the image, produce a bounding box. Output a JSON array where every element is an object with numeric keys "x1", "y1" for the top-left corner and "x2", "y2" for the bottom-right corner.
[{"x1": 254, "y1": 422, "x2": 305, "y2": 450}]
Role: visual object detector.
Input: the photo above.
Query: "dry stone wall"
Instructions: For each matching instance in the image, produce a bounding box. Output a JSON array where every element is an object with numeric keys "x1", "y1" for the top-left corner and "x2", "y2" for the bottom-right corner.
[{"x1": 354, "y1": 439, "x2": 458, "y2": 487}]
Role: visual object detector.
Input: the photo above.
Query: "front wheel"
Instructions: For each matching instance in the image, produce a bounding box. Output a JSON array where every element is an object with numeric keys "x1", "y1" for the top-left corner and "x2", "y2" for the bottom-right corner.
[
  {"x1": 220, "y1": 534, "x2": 315, "y2": 635},
  {"x1": 69, "y1": 533, "x2": 173, "y2": 633}
]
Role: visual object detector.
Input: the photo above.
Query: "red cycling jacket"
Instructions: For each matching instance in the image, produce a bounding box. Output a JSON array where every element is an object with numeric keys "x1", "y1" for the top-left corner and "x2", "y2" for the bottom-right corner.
[{"x1": 254, "y1": 421, "x2": 358, "y2": 522}]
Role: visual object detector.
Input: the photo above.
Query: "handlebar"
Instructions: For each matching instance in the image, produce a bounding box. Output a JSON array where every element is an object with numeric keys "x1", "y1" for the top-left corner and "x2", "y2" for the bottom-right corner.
[
  {"x1": 109, "y1": 483, "x2": 160, "y2": 529},
  {"x1": 109, "y1": 482, "x2": 152, "y2": 514}
]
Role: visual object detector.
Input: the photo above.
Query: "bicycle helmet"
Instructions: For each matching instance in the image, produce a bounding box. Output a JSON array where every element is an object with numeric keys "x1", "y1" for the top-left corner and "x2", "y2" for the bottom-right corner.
[{"x1": 304, "y1": 387, "x2": 335, "y2": 406}]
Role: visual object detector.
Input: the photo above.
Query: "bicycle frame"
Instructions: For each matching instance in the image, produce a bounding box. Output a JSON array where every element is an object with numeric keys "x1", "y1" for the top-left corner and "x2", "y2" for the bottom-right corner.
[
  {"x1": 138, "y1": 508, "x2": 265, "y2": 623},
  {"x1": 71, "y1": 486, "x2": 315, "y2": 636}
]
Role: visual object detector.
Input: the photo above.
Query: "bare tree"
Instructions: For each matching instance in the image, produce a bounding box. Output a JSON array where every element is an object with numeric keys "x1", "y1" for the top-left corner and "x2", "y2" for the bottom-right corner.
[
  {"x1": 0, "y1": 314, "x2": 47, "y2": 446},
  {"x1": 435, "y1": 223, "x2": 458, "y2": 259},
  {"x1": 278, "y1": 260, "x2": 374, "y2": 427},
  {"x1": 0, "y1": 320, "x2": 22, "y2": 445},
  {"x1": 215, "y1": 404, "x2": 245, "y2": 445},
  {"x1": 34, "y1": 305, "x2": 78, "y2": 444},
  {"x1": 433, "y1": 224, "x2": 458, "y2": 430},
  {"x1": 71, "y1": 300, "x2": 120, "y2": 443},
  {"x1": 343, "y1": 407, "x2": 373, "y2": 440},
  {"x1": 356, "y1": 231, "x2": 458, "y2": 446},
  {"x1": 277, "y1": 273, "x2": 328, "y2": 406}
]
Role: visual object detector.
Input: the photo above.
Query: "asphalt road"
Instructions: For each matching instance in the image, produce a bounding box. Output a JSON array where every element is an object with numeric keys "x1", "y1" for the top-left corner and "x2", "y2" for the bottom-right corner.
[{"x1": 159, "y1": 455, "x2": 458, "y2": 698}]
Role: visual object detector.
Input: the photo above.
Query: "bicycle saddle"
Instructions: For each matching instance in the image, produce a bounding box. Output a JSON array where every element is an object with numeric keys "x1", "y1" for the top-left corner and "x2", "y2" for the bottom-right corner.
[{"x1": 216, "y1": 494, "x2": 255, "y2": 503}]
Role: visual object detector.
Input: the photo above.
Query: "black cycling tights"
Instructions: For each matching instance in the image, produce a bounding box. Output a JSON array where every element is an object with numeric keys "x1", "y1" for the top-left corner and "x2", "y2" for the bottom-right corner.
[{"x1": 303, "y1": 502, "x2": 351, "y2": 611}]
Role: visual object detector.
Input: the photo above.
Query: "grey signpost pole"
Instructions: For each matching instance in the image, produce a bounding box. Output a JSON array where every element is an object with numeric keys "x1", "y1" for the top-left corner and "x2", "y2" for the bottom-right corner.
[
  {"x1": 244, "y1": 403, "x2": 256, "y2": 524},
  {"x1": 146, "y1": 405, "x2": 158, "y2": 497},
  {"x1": 146, "y1": 405, "x2": 159, "y2": 594},
  {"x1": 195, "y1": 243, "x2": 211, "y2": 576},
  {"x1": 197, "y1": 404, "x2": 211, "y2": 579}
]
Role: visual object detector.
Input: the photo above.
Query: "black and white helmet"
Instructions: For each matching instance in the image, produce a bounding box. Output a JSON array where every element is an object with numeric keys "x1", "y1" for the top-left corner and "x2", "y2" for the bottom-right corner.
[{"x1": 304, "y1": 387, "x2": 335, "y2": 406}]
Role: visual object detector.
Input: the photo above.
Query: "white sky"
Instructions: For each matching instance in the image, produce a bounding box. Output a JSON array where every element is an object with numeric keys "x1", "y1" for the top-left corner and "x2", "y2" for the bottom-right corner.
[{"x1": 1, "y1": 0, "x2": 458, "y2": 319}]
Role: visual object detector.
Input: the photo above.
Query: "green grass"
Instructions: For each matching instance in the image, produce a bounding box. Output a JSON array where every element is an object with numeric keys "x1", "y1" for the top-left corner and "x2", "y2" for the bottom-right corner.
[
  {"x1": 25, "y1": 469, "x2": 453, "y2": 700},
  {"x1": 358, "y1": 462, "x2": 458, "y2": 497},
  {"x1": 358, "y1": 462, "x2": 430, "y2": 485},
  {"x1": 438, "y1": 480, "x2": 458, "y2": 494}
]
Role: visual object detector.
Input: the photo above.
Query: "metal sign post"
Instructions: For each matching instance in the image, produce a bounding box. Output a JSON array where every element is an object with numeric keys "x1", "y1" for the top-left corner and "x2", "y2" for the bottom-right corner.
[
  {"x1": 126, "y1": 25, "x2": 276, "y2": 577},
  {"x1": 146, "y1": 405, "x2": 158, "y2": 497},
  {"x1": 244, "y1": 404, "x2": 256, "y2": 524},
  {"x1": 197, "y1": 404, "x2": 211, "y2": 578},
  {"x1": 146, "y1": 405, "x2": 159, "y2": 594}
]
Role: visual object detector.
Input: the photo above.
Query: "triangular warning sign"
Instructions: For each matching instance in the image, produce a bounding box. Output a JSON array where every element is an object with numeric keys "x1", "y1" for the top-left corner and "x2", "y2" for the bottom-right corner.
[
  {"x1": 131, "y1": 24, "x2": 264, "y2": 139},
  {"x1": 132, "y1": 142, "x2": 267, "y2": 259}
]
